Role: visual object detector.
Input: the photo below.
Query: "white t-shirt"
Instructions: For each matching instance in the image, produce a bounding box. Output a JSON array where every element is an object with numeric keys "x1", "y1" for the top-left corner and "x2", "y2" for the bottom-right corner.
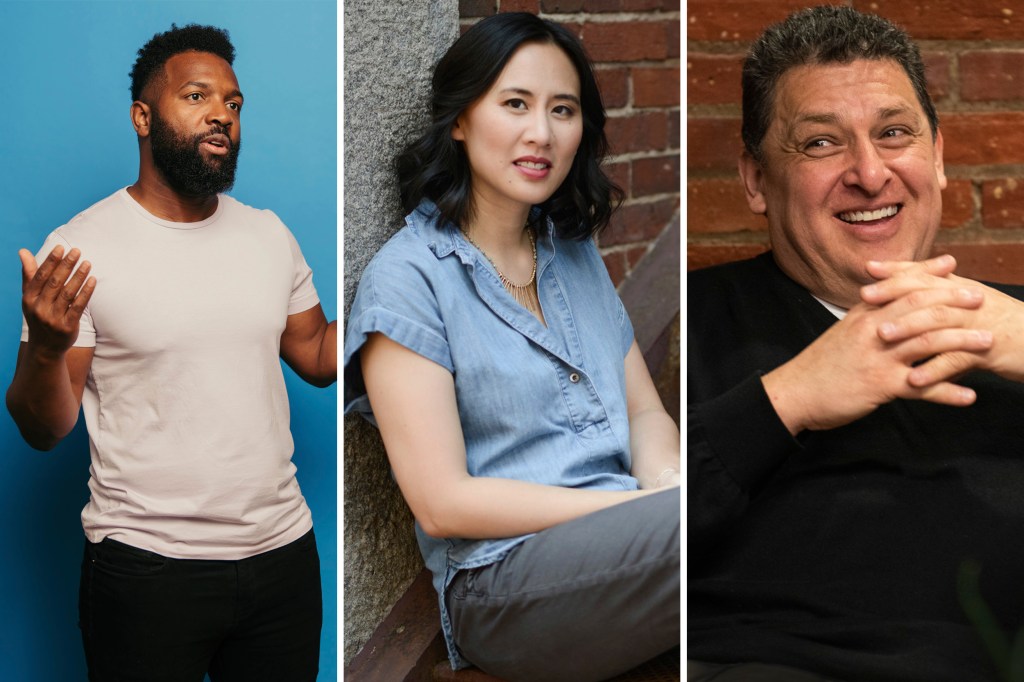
[{"x1": 23, "y1": 188, "x2": 319, "y2": 560}]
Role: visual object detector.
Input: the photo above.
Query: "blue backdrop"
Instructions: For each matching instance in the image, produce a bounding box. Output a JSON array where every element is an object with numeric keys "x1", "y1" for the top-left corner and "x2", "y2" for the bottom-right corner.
[{"x1": 0, "y1": 1, "x2": 337, "y2": 679}]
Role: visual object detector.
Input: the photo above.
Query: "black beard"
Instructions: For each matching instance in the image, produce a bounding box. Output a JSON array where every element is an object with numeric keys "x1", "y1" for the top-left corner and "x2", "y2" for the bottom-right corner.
[{"x1": 149, "y1": 108, "x2": 241, "y2": 197}]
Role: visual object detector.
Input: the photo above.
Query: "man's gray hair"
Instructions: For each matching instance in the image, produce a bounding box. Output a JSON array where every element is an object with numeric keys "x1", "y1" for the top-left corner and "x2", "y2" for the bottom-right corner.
[{"x1": 741, "y1": 5, "x2": 938, "y2": 163}]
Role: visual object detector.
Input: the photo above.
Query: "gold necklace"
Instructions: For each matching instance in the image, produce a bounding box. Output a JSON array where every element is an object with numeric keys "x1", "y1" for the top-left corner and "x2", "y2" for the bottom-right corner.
[{"x1": 462, "y1": 228, "x2": 540, "y2": 314}]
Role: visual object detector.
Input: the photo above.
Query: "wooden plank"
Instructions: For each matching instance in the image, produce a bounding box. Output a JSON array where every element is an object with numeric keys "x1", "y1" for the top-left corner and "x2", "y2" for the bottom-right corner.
[
  {"x1": 619, "y1": 214, "x2": 681, "y2": 374},
  {"x1": 345, "y1": 569, "x2": 448, "y2": 682}
]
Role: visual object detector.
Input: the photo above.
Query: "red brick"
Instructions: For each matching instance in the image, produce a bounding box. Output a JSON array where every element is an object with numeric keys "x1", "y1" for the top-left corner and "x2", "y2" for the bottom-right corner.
[
  {"x1": 626, "y1": 244, "x2": 650, "y2": 269},
  {"x1": 982, "y1": 178, "x2": 1024, "y2": 229},
  {"x1": 583, "y1": 21, "x2": 671, "y2": 62},
  {"x1": 600, "y1": 243, "x2": 654, "y2": 287},
  {"x1": 634, "y1": 66, "x2": 681, "y2": 107},
  {"x1": 459, "y1": 0, "x2": 495, "y2": 16},
  {"x1": 560, "y1": 21, "x2": 584, "y2": 41},
  {"x1": 607, "y1": 111, "x2": 669, "y2": 155},
  {"x1": 668, "y1": 113, "x2": 680, "y2": 149},
  {"x1": 855, "y1": 1, "x2": 1024, "y2": 41},
  {"x1": 687, "y1": 0, "x2": 810, "y2": 42},
  {"x1": 541, "y1": 0, "x2": 585, "y2": 11},
  {"x1": 941, "y1": 179, "x2": 975, "y2": 230},
  {"x1": 601, "y1": 250, "x2": 628, "y2": 286},
  {"x1": 687, "y1": 178, "x2": 767, "y2": 234},
  {"x1": 687, "y1": 54, "x2": 743, "y2": 106},
  {"x1": 687, "y1": 117, "x2": 743, "y2": 172},
  {"x1": 667, "y1": 14, "x2": 680, "y2": 59},
  {"x1": 633, "y1": 155, "x2": 680, "y2": 197},
  {"x1": 941, "y1": 112, "x2": 1024, "y2": 166},
  {"x1": 604, "y1": 161, "x2": 630, "y2": 198},
  {"x1": 687, "y1": 243, "x2": 770, "y2": 271},
  {"x1": 923, "y1": 52, "x2": 951, "y2": 101},
  {"x1": 581, "y1": 0, "x2": 668, "y2": 10},
  {"x1": 596, "y1": 67, "x2": 629, "y2": 109},
  {"x1": 604, "y1": 198, "x2": 679, "y2": 245},
  {"x1": 932, "y1": 243, "x2": 1024, "y2": 285},
  {"x1": 960, "y1": 51, "x2": 1024, "y2": 102},
  {"x1": 500, "y1": 0, "x2": 540, "y2": 12}
]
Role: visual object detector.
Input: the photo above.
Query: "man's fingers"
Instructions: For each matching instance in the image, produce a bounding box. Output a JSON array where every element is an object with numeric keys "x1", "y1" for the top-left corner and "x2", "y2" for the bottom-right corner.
[
  {"x1": 66, "y1": 275, "x2": 98, "y2": 320},
  {"x1": 862, "y1": 256, "x2": 960, "y2": 305},
  {"x1": 19, "y1": 249, "x2": 38, "y2": 285},
  {"x1": 873, "y1": 287, "x2": 985, "y2": 343},
  {"x1": 44, "y1": 248, "x2": 81, "y2": 293},
  {"x1": 892, "y1": 327, "x2": 993, "y2": 366},
  {"x1": 25, "y1": 245, "x2": 64, "y2": 295},
  {"x1": 866, "y1": 254, "x2": 957, "y2": 281},
  {"x1": 913, "y1": 378, "x2": 978, "y2": 407},
  {"x1": 57, "y1": 260, "x2": 93, "y2": 307},
  {"x1": 907, "y1": 351, "x2": 980, "y2": 389}
]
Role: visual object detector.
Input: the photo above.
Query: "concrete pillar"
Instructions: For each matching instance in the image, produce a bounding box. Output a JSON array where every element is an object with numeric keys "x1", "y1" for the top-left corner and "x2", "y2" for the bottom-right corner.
[{"x1": 342, "y1": 0, "x2": 459, "y2": 665}]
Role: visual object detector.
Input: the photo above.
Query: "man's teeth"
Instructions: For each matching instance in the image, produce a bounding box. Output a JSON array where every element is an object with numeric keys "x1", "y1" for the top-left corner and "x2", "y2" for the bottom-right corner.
[
  {"x1": 839, "y1": 205, "x2": 899, "y2": 223},
  {"x1": 516, "y1": 161, "x2": 548, "y2": 170}
]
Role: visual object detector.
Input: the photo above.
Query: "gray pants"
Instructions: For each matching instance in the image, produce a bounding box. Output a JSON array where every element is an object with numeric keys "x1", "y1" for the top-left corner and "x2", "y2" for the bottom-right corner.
[{"x1": 447, "y1": 487, "x2": 680, "y2": 682}]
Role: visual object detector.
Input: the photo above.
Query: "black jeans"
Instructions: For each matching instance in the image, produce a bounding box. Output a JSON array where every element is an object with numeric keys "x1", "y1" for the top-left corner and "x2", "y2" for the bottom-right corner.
[{"x1": 79, "y1": 529, "x2": 322, "y2": 682}]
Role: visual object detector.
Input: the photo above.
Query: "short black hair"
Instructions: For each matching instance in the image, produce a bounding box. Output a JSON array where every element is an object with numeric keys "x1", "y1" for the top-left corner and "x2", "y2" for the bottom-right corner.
[
  {"x1": 396, "y1": 12, "x2": 621, "y2": 241},
  {"x1": 742, "y1": 5, "x2": 937, "y2": 163},
  {"x1": 130, "y1": 23, "x2": 235, "y2": 102}
]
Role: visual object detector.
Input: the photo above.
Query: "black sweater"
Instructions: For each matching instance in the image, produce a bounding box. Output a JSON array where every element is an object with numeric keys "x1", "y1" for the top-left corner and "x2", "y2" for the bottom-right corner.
[{"x1": 688, "y1": 253, "x2": 1024, "y2": 682}]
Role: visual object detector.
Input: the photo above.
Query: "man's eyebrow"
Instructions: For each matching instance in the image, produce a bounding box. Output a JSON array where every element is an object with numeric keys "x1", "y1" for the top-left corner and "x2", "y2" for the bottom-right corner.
[
  {"x1": 787, "y1": 106, "x2": 921, "y2": 131},
  {"x1": 499, "y1": 87, "x2": 580, "y2": 105},
  {"x1": 791, "y1": 112, "x2": 841, "y2": 127},
  {"x1": 179, "y1": 81, "x2": 245, "y2": 101},
  {"x1": 877, "y1": 105, "x2": 918, "y2": 121}
]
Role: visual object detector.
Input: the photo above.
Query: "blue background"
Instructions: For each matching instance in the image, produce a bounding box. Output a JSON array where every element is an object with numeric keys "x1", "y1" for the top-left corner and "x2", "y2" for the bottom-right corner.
[{"x1": 0, "y1": 1, "x2": 337, "y2": 679}]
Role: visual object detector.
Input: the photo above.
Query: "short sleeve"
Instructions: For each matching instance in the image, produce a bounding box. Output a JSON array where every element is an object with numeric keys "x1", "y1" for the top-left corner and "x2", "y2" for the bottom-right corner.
[
  {"x1": 343, "y1": 236, "x2": 454, "y2": 418},
  {"x1": 616, "y1": 294, "x2": 634, "y2": 357},
  {"x1": 21, "y1": 231, "x2": 97, "y2": 348},
  {"x1": 282, "y1": 220, "x2": 320, "y2": 315}
]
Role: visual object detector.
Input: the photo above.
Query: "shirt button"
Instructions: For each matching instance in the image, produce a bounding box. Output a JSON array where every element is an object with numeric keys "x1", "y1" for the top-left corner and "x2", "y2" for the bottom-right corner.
[{"x1": 569, "y1": 372, "x2": 581, "y2": 384}]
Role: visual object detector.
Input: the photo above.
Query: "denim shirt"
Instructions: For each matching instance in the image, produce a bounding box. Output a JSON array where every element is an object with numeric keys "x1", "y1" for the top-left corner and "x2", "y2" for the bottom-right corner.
[{"x1": 344, "y1": 200, "x2": 638, "y2": 668}]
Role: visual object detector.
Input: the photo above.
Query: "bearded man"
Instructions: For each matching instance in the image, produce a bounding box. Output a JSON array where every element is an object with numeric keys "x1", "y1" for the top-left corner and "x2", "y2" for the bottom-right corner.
[{"x1": 6, "y1": 24, "x2": 335, "y2": 682}]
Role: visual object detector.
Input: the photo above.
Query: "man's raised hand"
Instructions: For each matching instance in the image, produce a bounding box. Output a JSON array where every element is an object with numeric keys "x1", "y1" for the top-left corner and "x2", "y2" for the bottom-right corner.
[{"x1": 20, "y1": 245, "x2": 96, "y2": 357}]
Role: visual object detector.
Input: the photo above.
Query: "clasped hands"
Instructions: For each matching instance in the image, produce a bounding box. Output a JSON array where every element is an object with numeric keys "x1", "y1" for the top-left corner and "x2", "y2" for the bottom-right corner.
[{"x1": 762, "y1": 255, "x2": 1024, "y2": 435}]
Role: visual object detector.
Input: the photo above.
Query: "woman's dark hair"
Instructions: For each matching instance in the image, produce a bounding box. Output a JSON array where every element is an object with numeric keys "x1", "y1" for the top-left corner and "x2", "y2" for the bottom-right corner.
[{"x1": 396, "y1": 12, "x2": 620, "y2": 240}]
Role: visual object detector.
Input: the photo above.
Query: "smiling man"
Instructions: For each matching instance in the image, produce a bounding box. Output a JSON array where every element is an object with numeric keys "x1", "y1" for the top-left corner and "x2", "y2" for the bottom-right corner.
[
  {"x1": 6, "y1": 24, "x2": 335, "y2": 681},
  {"x1": 689, "y1": 6, "x2": 1024, "y2": 682}
]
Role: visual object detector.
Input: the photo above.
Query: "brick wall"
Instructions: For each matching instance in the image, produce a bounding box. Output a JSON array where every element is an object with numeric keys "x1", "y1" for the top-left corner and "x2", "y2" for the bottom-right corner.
[
  {"x1": 688, "y1": 0, "x2": 1024, "y2": 284},
  {"x1": 460, "y1": 0, "x2": 681, "y2": 286}
]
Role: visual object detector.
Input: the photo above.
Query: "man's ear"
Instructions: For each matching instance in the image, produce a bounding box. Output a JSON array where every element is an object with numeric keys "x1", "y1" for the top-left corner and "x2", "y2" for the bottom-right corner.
[
  {"x1": 934, "y1": 129, "x2": 947, "y2": 191},
  {"x1": 131, "y1": 101, "x2": 151, "y2": 138},
  {"x1": 738, "y1": 151, "x2": 768, "y2": 215}
]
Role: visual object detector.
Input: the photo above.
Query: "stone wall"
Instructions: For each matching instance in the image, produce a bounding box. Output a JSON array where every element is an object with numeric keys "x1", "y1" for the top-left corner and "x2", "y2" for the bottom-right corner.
[{"x1": 342, "y1": 0, "x2": 459, "y2": 665}]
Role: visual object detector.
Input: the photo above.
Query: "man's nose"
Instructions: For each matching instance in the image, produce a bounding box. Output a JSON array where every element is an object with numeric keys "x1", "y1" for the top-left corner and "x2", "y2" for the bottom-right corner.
[
  {"x1": 842, "y1": 140, "x2": 891, "y2": 194},
  {"x1": 207, "y1": 102, "x2": 233, "y2": 128}
]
